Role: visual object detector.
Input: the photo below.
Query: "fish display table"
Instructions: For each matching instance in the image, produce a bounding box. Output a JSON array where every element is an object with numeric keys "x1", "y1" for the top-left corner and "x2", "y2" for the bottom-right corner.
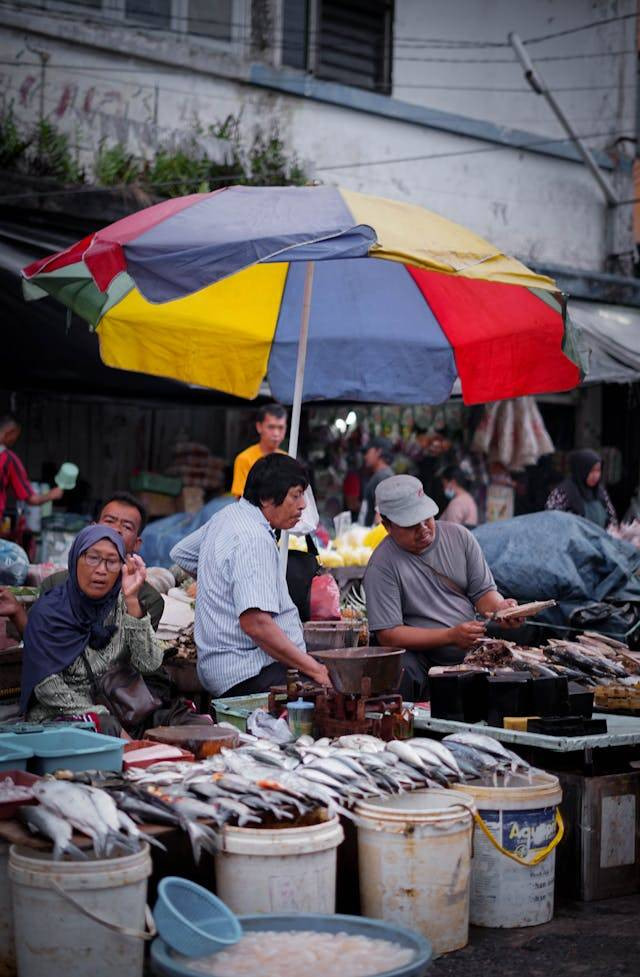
[{"x1": 413, "y1": 709, "x2": 640, "y2": 756}]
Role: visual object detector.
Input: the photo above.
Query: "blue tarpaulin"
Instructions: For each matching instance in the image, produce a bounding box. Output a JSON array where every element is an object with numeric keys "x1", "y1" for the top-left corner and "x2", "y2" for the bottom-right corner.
[
  {"x1": 473, "y1": 511, "x2": 640, "y2": 631},
  {"x1": 140, "y1": 495, "x2": 234, "y2": 568}
]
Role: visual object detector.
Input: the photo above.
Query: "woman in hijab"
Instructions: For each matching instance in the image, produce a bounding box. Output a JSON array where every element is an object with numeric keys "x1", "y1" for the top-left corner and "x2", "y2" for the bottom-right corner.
[
  {"x1": 20, "y1": 525, "x2": 163, "y2": 730},
  {"x1": 545, "y1": 449, "x2": 618, "y2": 529}
]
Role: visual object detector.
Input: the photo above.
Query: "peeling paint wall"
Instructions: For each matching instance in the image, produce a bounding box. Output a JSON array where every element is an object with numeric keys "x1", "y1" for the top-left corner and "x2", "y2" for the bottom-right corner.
[{"x1": 0, "y1": 0, "x2": 635, "y2": 271}]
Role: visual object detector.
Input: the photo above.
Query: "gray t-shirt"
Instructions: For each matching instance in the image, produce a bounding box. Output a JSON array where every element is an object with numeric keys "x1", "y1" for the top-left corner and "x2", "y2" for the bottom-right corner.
[{"x1": 363, "y1": 522, "x2": 495, "y2": 664}]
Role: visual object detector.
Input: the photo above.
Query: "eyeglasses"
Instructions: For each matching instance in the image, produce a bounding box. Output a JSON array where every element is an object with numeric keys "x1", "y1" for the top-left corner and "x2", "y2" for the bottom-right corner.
[{"x1": 83, "y1": 552, "x2": 122, "y2": 573}]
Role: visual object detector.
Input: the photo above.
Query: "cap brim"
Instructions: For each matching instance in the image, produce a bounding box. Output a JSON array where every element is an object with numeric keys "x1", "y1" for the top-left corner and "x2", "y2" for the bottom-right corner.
[{"x1": 379, "y1": 496, "x2": 439, "y2": 526}]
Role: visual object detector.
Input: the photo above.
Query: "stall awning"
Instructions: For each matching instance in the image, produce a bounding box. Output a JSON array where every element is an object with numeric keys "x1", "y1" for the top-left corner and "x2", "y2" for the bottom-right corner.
[{"x1": 569, "y1": 299, "x2": 640, "y2": 384}]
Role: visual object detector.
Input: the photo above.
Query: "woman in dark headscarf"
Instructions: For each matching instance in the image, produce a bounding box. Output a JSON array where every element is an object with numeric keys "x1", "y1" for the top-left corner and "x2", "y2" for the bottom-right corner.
[
  {"x1": 21, "y1": 525, "x2": 163, "y2": 729},
  {"x1": 545, "y1": 449, "x2": 618, "y2": 529}
]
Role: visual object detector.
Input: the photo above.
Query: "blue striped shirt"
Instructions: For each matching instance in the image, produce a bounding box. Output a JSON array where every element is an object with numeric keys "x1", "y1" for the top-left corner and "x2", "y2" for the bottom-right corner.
[{"x1": 176, "y1": 499, "x2": 305, "y2": 696}]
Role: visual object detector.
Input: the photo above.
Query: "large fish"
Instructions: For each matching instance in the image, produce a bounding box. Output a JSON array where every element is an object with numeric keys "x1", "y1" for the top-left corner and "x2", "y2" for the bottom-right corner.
[
  {"x1": 19, "y1": 805, "x2": 88, "y2": 861},
  {"x1": 33, "y1": 781, "x2": 126, "y2": 857}
]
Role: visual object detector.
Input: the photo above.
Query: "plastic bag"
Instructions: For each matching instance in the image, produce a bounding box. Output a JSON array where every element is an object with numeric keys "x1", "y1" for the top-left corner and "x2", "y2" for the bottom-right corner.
[
  {"x1": 310, "y1": 573, "x2": 341, "y2": 621},
  {"x1": 290, "y1": 487, "x2": 319, "y2": 535},
  {"x1": 247, "y1": 708, "x2": 293, "y2": 744},
  {"x1": 0, "y1": 541, "x2": 29, "y2": 586}
]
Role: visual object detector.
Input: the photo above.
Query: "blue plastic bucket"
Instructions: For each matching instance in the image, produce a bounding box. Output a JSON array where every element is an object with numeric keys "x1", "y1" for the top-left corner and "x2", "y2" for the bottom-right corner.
[{"x1": 150, "y1": 913, "x2": 432, "y2": 977}]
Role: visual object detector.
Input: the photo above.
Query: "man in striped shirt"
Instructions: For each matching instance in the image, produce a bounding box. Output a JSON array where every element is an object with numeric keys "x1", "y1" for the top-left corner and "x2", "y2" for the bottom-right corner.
[
  {"x1": 0, "y1": 414, "x2": 64, "y2": 525},
  {"x1": 172, "y1": 454, "x2": 331, "y2": 698}
]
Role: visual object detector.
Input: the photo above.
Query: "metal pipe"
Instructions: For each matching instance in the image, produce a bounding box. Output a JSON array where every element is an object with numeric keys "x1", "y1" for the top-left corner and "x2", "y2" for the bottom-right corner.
[
  {"x1": 509, "y1": 32, "x2": 618, "y2": 208},
  {"x1": 280, "y1": 259, "x2": 315, "y2": 570}
]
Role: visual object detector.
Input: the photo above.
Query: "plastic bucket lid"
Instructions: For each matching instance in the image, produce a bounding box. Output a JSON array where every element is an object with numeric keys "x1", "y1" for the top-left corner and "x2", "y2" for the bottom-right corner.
[
  {"x1": 9, "y1": 842, "x2": 152, "y2": 890},
  {"x1": 355, "y1": 788, "x2": 475, "y2": 825},
  {"x1": 451, "y1": 770, "x2": 562, "y2": 810},
  {"x1": 221, "y1": 816, "x2": 344, "y2": 856}
]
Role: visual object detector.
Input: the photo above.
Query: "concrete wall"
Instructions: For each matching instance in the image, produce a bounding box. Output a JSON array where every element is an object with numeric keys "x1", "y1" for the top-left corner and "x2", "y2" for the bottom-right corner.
[{"x1": 0, "y1": 0, "x2": 635, "y2": 271}]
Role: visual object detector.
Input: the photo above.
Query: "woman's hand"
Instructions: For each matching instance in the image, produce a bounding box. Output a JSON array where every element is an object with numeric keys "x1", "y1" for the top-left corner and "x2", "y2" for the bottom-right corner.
[{"x1": 121, "y1": 554, "x2": 146, "y2": 617}]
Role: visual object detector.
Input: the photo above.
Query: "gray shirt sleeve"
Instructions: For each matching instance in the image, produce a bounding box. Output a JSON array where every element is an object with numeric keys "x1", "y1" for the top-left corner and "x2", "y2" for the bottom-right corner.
[
  {"x1": 364, "y1": 561, "x2": 405, "y2": 632},
  {"x1": 464, "y1": 531, "x2": 496, "y2": 603}
]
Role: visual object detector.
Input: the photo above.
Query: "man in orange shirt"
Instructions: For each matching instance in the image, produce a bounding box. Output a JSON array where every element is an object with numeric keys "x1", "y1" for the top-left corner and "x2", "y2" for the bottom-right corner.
[{"x1": 231, "y1": 404, "x2": 288, "y2": 497}]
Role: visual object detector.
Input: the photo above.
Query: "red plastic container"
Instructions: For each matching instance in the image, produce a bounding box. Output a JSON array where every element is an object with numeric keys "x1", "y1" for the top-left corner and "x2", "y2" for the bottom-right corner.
[
  {"x1": 0, "y1": 770, "x2": 40, "y2": 819},
  {"x1": 123, "y1": 739, "x2": 195, "y2": 770}
]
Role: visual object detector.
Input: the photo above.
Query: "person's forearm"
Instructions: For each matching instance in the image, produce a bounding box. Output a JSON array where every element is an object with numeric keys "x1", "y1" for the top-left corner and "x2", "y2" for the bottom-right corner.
[
  {"x1": 28, "y1": 489, "x2": 58, "y2": 506},
  {"x1": 240, "y1": 612, "x2": 322, "y2": 676},
  {"x1": 376, "y1": 624, "x2": 454, "y2": 652},
  {"x1": 124, "y1": 596, "x2": 144, "y2": 619},
  {"x1": 9, "y1": 605, "x2": 28, "y2": 638}
]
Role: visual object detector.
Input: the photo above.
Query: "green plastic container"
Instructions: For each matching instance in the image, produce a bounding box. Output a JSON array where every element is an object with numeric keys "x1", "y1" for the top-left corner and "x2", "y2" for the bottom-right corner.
[
  {"x1": 130, "y1": 472, "x2": 182, "y2": 496},
  {"x1": 212, "y1": 694, "x2": 269, "y2": 732}
]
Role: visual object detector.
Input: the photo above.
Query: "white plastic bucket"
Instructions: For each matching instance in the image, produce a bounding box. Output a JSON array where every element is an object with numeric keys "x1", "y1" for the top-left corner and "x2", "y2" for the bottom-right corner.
[
  {"x1": 215, "y1": 817, "x2": 344, "y2": 914},
  {"x1": 9, "y1": 843, "x2": 155, "y2": 977},
  {"x1": 354, "y1": 789, "x2": 475, "y2": 956},
  {"x1": 0, "y1": 843, "x2": 15, "y2": 977},
  {"x1": 451, "y1": 770, "x2": 563, "y2": 928}
]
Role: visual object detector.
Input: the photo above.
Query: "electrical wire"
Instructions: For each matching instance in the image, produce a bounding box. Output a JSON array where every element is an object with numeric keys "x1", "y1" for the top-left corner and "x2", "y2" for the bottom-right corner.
[{"x1": 1, "y1": 59, "x2": 636, "y2": 97}]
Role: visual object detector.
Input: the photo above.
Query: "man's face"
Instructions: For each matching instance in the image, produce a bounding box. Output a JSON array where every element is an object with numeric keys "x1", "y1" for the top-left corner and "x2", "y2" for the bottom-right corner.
[
  {"x1": 257, "y1": 413, "x2": 287, "y2": 452},
  {"x1": 98, "y1": 501, "x2": 142, "y2": 554},
  {"x1": 261, "y1": 484, "x2": 306, "y2": 531},
  {"x1": 382, "y1": 516, "x2": 436, "y2": 555},
  {"x1": 364, "y1": 446, "x2": 381, "y2": 471},
  {"x1": 0, "y1": 423, "x2": 21, "y2": 448}
]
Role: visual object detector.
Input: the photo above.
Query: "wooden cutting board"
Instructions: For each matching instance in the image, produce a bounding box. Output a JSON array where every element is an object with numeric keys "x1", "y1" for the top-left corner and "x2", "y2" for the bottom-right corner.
[{"x1": 146, "y1": 724, "x2": 239, "y2": 759}]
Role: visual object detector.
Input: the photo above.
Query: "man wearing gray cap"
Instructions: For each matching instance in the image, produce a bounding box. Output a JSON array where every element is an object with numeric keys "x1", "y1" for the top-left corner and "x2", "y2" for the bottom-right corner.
[
  {"x1": 363, "y1": 474, "x2": 518, "y2": 701},
  {"x1": 359, "y1": 437, "x2": 395, "y2": 527}
]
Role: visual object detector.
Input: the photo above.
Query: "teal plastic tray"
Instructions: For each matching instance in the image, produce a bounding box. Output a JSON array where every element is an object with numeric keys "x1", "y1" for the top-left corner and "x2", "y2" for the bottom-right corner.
[
  {"x1": 0, "y1": 729, "x2": 123, "y2": 774},
  {"x1": 0, "y1": 741, "x2": 34, "y2": 773}
]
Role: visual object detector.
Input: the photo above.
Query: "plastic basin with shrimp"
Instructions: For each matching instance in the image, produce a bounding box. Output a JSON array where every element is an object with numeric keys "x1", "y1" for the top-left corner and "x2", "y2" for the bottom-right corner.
[{"x1": 150, "y1": 913, "x2": 432, "y2": 977}]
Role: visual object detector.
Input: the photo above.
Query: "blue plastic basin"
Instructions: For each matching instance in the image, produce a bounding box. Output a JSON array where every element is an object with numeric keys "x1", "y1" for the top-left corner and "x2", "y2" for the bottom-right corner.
[
  {"x1": 0, "y1": 729, "x2": 123, "y2": 774},
  {"x1": 150, "y1": 913, "x2": 432, "y2": 977}
]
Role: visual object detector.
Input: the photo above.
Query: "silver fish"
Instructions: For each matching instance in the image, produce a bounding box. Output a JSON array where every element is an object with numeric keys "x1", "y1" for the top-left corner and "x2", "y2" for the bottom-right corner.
[
  {"x1": 116, "y1": 808, "x2": 167, "y2": 851},
  {"x1": 19, "y1": 805, "x2": 88, "y2": 861},
  {"x1": 406, "y1": 739, "x2": 463, "y2": 779},
  {"x1": 33, "y1": 781, "x2": 117, "y2": 857},
  {"x1": 385, "y1": 740, "x2": 431, "y2": 772},
  {"x1": 336, "y1": 734, "x2": 385, "y2": 753},
  {"x1": 444, "y1": 732, "x2": 530, "y2": 769}
]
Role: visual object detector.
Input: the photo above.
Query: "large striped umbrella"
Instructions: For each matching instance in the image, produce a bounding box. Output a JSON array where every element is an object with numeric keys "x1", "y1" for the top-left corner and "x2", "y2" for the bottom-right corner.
[{"x1": 22, "y1": 184, "x2": 580, "y2": 457}]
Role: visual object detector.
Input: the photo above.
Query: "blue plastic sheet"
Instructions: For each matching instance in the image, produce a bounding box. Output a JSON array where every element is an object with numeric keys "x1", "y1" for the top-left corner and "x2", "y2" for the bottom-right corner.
[
  {"x1": 140, "y1": 496, "x2": 235, "y2": 568},
  {"x1": 473, "y1": 511, "x2": 640, "y2": 630}
]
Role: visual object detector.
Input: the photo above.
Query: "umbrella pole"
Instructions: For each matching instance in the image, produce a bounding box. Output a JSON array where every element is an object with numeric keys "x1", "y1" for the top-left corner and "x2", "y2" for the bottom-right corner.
[{"x1": 281, "y1": 260, "x2": 315, "y2": 572}]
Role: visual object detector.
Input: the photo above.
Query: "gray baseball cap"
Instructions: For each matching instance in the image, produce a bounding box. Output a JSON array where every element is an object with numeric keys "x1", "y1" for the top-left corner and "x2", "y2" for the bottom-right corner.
[{"x1": 375, "y1": 474, "x2": 439, "y2": 526}]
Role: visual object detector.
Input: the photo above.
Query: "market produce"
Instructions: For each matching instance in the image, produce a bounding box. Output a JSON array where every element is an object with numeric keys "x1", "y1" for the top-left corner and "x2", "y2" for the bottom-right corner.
[{"x1": 178, "y1": 930, "x2": 415, "y2": 977}]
